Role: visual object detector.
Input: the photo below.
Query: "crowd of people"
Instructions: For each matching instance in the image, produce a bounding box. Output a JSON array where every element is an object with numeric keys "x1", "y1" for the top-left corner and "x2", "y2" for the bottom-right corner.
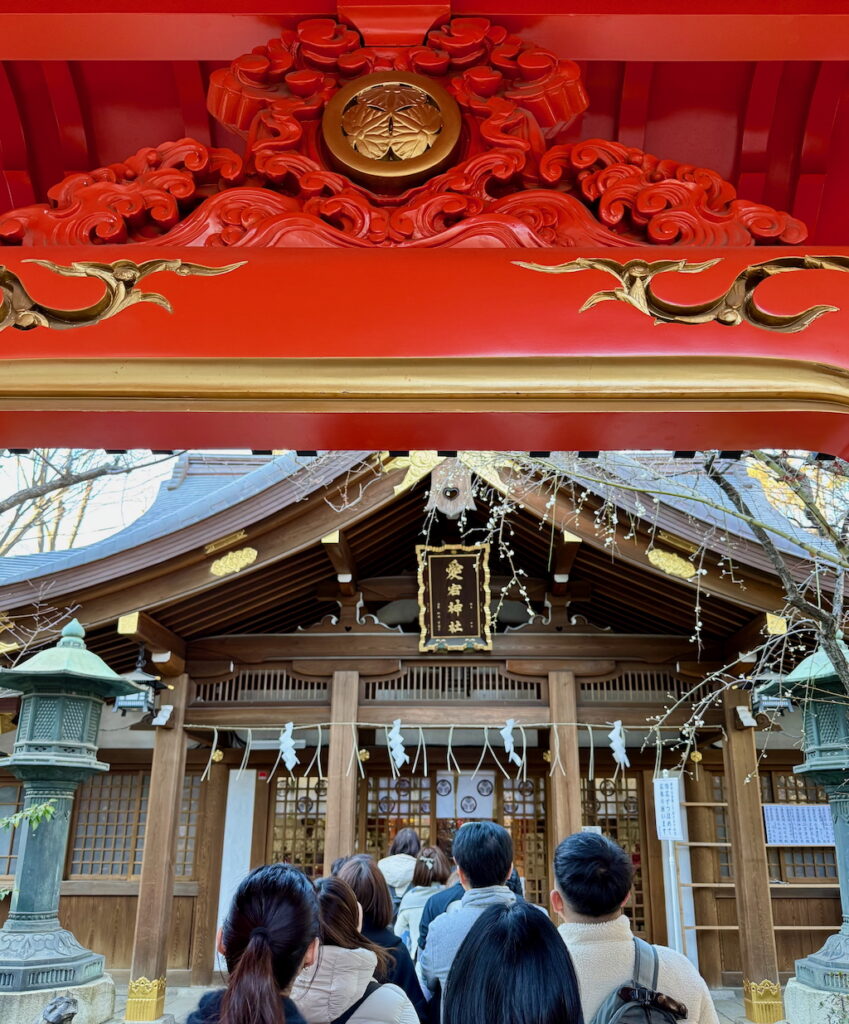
[{"x1": 187, "y1": 824, "x2": 720, "y2": 1024}]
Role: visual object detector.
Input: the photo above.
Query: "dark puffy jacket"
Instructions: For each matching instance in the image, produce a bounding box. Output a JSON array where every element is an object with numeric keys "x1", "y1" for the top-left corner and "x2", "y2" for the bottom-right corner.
[
  {"x1": 186, "y1": 989, "x2": 309, "y2": 1024},
  {"x1": 361, "y1": 918, "x2": 428, "y2": 1023}
]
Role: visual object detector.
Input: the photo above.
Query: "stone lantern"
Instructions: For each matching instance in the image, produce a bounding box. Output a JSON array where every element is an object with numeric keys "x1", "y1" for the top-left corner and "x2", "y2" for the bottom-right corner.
[
  {"x1": 759, "y1": 642, "x2": 849, "y2": 1023},
  {"x1": 0, "y1": 619, "x2": 139, "y2": 1024}
]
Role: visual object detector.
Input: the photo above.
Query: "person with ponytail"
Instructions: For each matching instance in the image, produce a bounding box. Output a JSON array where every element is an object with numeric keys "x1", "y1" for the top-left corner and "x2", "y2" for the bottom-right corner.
[
  {"x1": 394, "y1": 847, "x2": 451, "y2": 959},
  {"x1": 291, "y1": 877, "x2": 418, "y2": 1024},
  {"x1": 187, "y1": 863, "x2": 319, "y2": 1024}
]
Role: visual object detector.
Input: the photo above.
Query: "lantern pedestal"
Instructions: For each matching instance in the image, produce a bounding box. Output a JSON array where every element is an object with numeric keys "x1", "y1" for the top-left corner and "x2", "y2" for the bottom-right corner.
[
  {"x1": 0, "y1": 976, "x2": 115, "y2": 1024},
  {"x1": 784, "y1": 978, "x2": 849, "y2": 1024}
]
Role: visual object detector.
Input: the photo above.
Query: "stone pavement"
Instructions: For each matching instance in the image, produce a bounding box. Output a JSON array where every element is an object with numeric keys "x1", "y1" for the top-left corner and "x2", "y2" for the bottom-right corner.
[{"x1": 109, "y1": 985, "x2": 757, "y2": 1024}]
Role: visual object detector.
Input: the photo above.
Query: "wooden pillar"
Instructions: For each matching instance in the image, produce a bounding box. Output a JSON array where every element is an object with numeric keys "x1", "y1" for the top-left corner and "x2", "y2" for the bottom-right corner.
[
  {"x1": 548, "y1": 671, "x2": 582, "y2": 847},
  {"x1": 323, "y1": 670, "x2": 359, "y2": 875},
  {"x1": 722, "y1": 688, "x2": 782, "y2": 1024},
  {"x1": 125, "y1": 675, "x2": 190, "y2": 1023},
  {"x1": 190, "y1": 759, "x2": 228, "y2": 986}
]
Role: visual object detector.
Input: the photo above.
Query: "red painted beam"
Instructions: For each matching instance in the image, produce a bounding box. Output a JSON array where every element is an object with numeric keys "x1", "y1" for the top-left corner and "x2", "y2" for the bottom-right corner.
[
  {"x1": 3, "y1": 245, "x2": 849, "y2": 454},
  {"x1": 3, "y1": 3, "x2": 849, "y2": 60}
]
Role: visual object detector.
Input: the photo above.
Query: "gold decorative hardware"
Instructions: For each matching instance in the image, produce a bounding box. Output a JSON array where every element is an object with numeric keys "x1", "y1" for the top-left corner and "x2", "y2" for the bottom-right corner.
[
  {"x1": 766, "y1": 613, "x2": 788, "y2": 635},
  {"x1": 210, "y1": 546, "x2": 258, "y2": 577},
  {"x1": 212, "y1": 749, "x2": 224, "y2": 762},
  {"x1": 204, "y1": 529, "x2": 249, "y2": 555},
  {"x1": 1, "y1": 258, "x2": 244, "y2": 333},
  {"x1": 514, "y1": 254, "x2": 849, "y2": 333},
  {"x1": 323, "y1": 72, "x2": 461, "y2": 189},
  {"x1": 657, "y1": 530, "x2": 699, "y2": 555},
  {"x1": 358, "y1": 748, "x2": 371, "y2": 762},
  {"x1": 384, "y1": 450, "x2": 445, "y2": 495},
  {"x1": 742, "y1": 978, "x2": 783, "y2": 1024},
  {"x1": 125, "y1": 975, "x2": 167, "y2": 1022},
  {"x1": 542, "y1": 750, "x2": 552, "y2": 763},
  {"x1": 647, "y1": 548, "x2": 697, "y2": 580}
]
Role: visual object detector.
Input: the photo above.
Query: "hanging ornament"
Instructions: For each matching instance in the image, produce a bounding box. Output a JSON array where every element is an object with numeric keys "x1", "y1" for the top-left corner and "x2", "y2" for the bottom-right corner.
[
  {"x1": 607, "y1": 721, "x2": 630, "y2": 773},
  {"x1": 358, "y1": 748, "x2": 371, "y2": 762},
  {"x1": 388, "y1": 719, "x2": 410, "y2": 772},
  {"x1": 279, "y1": 722, "x2": 300, "y2": 773},
  {"x1": 689, "y1": 749, "x2": 703, "y2": 781},
  {"x1": 499, "y1": 719, "x2": 523, "y2": 768}
]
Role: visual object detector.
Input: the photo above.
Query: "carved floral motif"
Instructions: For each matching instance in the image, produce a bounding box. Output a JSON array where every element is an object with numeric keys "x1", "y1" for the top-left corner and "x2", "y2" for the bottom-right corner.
[{"x1": 0, "y1": 18, "x2": 806, "y2": 249}]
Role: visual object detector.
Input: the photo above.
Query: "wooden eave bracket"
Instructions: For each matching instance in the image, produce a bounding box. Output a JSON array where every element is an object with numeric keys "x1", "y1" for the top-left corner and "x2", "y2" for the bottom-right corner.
[{"x1": 117, "y1": 610, "x2": 186, "y2": 677}]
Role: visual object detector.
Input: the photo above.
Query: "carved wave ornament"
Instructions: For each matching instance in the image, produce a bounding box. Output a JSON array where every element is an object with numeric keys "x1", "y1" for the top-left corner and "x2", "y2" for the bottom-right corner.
[
  {"x1": 0, "y1": 17, "x2": 806, "y2": 249},
  {"x1": 0, "y1": 258, "x2": 244, "y2": 332},
  {"x1": 515, "y1": 255, "x2": 849, "y2": 333}
]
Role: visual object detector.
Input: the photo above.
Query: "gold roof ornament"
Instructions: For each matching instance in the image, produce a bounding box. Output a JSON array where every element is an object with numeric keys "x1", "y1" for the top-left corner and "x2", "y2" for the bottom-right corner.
[{"x1": 322, "y1": 72, "x2": 461, "y2": 190}]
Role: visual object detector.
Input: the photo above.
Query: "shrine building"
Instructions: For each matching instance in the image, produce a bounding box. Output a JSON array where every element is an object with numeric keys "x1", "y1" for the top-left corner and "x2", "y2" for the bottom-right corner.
[{"x1": 0, "y1": 452, "x2": 838, "y2": 1017}]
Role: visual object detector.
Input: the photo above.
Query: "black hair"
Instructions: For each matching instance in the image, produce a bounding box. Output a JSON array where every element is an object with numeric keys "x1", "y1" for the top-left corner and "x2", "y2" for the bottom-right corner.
[
  {"x1": 389, "y1": 827, "x2": 421, "y2": 857},
  {"x1": 443, "y1": 901, "x2": 584, "y2": 1024},
  {"x1": 330, "y1": 856, "x2": 351, "y2": 876},
  {"x1": 220, "y1": 863, "x2": 319, "y2": 1024},
  {"x1": 451, "y1": 821, "x2": 512, "y2": 889},
  {"x1": 505, "y1": 867, "x2": 524, "y2": 898},
  {"x1": 553, "y1": 832, "x2": 634, "y2": 918}
]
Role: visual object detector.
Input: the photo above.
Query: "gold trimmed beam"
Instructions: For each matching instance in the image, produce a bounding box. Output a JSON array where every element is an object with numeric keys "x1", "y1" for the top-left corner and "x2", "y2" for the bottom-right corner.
[{"x1": 3, "y1": 355, "x2": 849, "y2": 412}]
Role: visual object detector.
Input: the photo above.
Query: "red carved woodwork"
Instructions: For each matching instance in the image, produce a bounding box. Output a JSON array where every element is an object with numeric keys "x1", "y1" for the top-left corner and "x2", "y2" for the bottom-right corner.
[{"x1": 0, "y1": 17, "x2": 806, "y2": 249}]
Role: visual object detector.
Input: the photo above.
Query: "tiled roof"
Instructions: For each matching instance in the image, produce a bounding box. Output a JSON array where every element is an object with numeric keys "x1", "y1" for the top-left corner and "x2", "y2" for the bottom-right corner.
[{"x1": 0, "y1": 451, "x2": 317, "y2": 585}]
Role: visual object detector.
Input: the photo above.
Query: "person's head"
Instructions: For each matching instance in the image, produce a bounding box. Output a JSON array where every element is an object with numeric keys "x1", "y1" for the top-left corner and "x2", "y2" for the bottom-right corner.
[
  {"x1": 412, "y1": 845, "x2": 452, "y2": 887},
  {"x1": 330, "y1": 856, "x2": 350, "y2": 876},
  {"x1": 337, "y1": 854, "x2": 394, "y2": 930},
  {"x1": 505, "y1": 867, "x2": 524, "y2": 898},
  {"x1": 314, "y1": 876, "x2": 391, "y2": 979},
  {"x1": 551, "y1": 832, "x2": 634, "y2": 922},
  {"x1": 389, "y1": 827, "x2": 421, "y2": 857},
  {"x1": 443, "y1": 901, "x2": 584, "y2": 1024},
  {"x1": 218, "y1": 863, "x2": 320, "y2": 1024},
  {"x1": 451, "y1": 821, "x2": 513, "y2": 890}
]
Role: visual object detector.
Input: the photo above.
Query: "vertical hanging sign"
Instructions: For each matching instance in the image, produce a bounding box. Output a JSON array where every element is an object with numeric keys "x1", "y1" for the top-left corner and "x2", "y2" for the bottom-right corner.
[
  {"x1": 416, "y1": 544, "x2": 492, "y2": 652},
  {"x1": 653, "y1": 775, "x2": 685, "y2": 841}
]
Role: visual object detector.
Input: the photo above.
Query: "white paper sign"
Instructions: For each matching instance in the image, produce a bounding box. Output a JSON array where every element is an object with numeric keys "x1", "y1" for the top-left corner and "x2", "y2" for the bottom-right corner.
[
  {"x1": 653, "y1": 776, "x2": 685, "y2": 841},
  {"x1": 435, "y1": 772, "x2": 495, "y2": 819},
  {"x1": 763, "y1": 803, "x2": 835, "y2": 846}
]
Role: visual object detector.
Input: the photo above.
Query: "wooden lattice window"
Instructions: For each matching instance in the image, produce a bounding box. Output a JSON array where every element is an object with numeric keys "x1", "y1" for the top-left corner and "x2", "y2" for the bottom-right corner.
[
  {"x1": 364, "y1": 776, "x2": 432, "y2": 860},
  {"x1": 175, "y1": 774, "x2": 203, "y2": 879},
  {"x1": 361, "y1": 773, "x2": 549, "y2": 908},
  {"x1": 709, "y1": 771, "x2": 836, "y2": 883},
  {"x1": 761, "y1": 772, "x2": 836, "y2": 882},
  {"x1": 0, "y1": 782, "x2": 23, "y2": 876},
  {"x1": 581, "y1": 776, "x2": 647, "y2": 934},
  {"x1": 503, "y1": 776, "x2": 548, "y2": 907},
  {"x1": 69, "y1": 771, "x2": 202, "y2": 879},
  {"x1": 270, "y1": 776, "x2": 327, "y2": 878}
]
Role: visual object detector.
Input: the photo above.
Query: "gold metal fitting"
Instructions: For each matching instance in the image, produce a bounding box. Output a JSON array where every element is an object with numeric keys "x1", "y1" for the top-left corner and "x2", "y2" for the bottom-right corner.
[
  {"x1": 742, "y1": 979, "x2": 783, "y2": 1024},
  {"x1": 322, "y1": 72, "x2": 461, "y2": 190},
  {"x1": 125, "y1": 976, "x2": 167, "y2": 1022}
]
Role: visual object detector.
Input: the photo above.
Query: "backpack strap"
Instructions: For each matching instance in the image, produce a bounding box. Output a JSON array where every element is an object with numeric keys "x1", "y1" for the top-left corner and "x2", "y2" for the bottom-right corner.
[
  {"x1": 331, "y1": 980, "x2": 381, "y2": 1024},
  {"x1": 632, "y1": 936, "x2": 659, "y2": 991}
]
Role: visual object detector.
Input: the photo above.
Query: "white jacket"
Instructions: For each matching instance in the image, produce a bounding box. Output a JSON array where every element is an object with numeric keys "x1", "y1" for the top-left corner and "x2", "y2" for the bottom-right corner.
[
  {"x1": 377, "y1": 854, "x2": 417, "y2": 898},
  {"x1": 292, "y1": 944, "x2": 418, "y2": 1024},
  {"x1": 558, "y1": 916, "x2": 720, "y2": 1024},
  {"x1": 394, "y1": 883, "x2": 444, "y2": 957}
]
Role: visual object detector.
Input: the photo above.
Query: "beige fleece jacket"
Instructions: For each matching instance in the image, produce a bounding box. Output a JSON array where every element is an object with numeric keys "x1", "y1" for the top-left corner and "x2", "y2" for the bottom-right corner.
[{"x1": 558, "y1": 915, "x2": 720, "y2": 1024}]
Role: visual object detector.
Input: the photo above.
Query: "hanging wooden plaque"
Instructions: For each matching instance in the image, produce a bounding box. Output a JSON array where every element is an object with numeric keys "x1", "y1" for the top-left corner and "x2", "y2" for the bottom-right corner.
[{"x1": 416, "y1": 543, "x2": 492, "y2": 652}]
